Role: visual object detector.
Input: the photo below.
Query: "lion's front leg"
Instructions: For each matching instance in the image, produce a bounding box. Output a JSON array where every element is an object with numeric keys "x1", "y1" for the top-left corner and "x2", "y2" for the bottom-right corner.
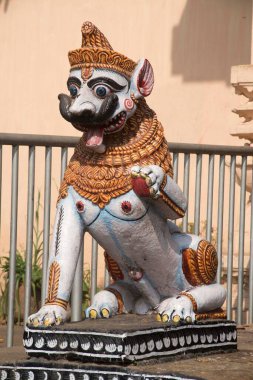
[
  {"x1": 85, "y1": 281, "x2": 139, "y2": 319},
  {"x1": 28, "y1": 193, "x2": 85, "y2": 326}
]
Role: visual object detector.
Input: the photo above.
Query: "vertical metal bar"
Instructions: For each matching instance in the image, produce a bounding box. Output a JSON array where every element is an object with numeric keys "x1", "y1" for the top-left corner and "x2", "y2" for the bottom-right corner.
[
  {"x1": 249, "y1": 162, "x2": 253, "y2": 324},
  {"x1": 194, "y1": 154, "x2": 202, "y2": 235},
  {"x1": 7, "y1": 145, "x2": 19, "y2": 347},
  {"x1": 104, "y1": 267, "x2": 110, "y2": 288},
  {"x1": 71, "y1": 240, "x2": 84, "y2": 322},
  {"x1": 227, "y1": 155, "x2": 236, "y2": 320},
  {"x1": 24, "y1": 146, "x2": 35, "y2": 324},
  {"x1": 182, "y1": 154, "x2": 190, "y2": 232},
  {"x1": 173, "y1": 153, "x2": 178, "y2": 183},
  {"x1": 41, "y1": 147, "x2": 52, "y2": 304},
  {"x1": 217, "y1": 155, "x2": 225, "y2": 284},
  {"x1": 60, "y1": 147, "x2": 68, "y2": 181},
  {"x1": 206, "y1": 154, "x2": 215, "y2": 242},
  {"x1": 90, "y1": 238, "x2": 98, "y2": 303},
  {"x1": 0, "y1": 145, "x2": 2, "y2": 234},
  {"x1": 237, "y1": 156, "x2": 247, "y2": 325}
]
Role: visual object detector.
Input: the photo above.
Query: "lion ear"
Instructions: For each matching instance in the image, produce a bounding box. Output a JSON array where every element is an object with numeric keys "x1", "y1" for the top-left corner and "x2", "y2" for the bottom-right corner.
[{"x1": 131, "y1": 58, "x2": 154, "y2": 98}]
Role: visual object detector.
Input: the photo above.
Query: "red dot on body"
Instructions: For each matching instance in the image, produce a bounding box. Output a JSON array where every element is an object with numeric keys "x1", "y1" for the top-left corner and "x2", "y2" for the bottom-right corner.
[
  {"x1": 76, "y1": 201, "x2": 85, "y2": 212},
  {"x1": 121, "y1": 201, "x2": 132, "y2": 213}
]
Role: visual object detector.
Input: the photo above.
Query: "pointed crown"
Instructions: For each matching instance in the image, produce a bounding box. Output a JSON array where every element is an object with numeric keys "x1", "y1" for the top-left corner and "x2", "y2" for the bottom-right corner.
[{"x1": 68, "y1": 21, "x2": 137, "y2": 78}]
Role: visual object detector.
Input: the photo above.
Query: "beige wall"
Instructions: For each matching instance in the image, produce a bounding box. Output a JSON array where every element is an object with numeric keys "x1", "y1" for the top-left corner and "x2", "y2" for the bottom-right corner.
[
  {"x1": 0, "y1": 0, "x2": 252, "y2": 142},
  {"x1": 0, "y1": 0, "x2": 252, "y2": 285}
]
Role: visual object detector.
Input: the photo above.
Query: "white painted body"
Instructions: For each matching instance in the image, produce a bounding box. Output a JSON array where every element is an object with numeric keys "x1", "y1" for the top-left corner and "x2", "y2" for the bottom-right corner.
[
  {"x1": 28, "y1": 29, "x2": 226, "y2": 326},
  {"x1": 28, "y1": 167, "x2": 226, "y2": 325}
]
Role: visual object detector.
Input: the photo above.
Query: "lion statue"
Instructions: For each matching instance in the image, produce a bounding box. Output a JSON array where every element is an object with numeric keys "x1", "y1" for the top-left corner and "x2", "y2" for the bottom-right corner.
[{"x1": 28, "y1": 21, "x2": 226, "y2": 327}]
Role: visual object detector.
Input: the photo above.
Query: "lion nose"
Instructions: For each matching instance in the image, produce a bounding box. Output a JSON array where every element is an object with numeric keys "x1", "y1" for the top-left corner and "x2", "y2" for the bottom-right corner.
[{"x1": 70, "y1": 101, "x2": 96, "y2": 122}]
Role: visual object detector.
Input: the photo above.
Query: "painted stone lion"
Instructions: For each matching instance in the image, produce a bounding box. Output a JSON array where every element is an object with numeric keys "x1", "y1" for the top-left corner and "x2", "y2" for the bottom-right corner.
[{"x1": 28, "y1": 21, "x2": 226, "y2": 327}]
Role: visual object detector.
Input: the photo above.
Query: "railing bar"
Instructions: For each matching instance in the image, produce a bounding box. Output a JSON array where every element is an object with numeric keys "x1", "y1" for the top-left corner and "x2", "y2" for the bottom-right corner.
[
  {"x1": 7, "y1": 145, "x2": 19, "y2": 347},
  {"x1": 91, "y1": 238, "x2": 98, "y2": 303},
  {"x1": 60, "y1": 147, "x2": 68, "y2": 181},
  {"x1": 173, "y1": 153, "x2": 178, "y2": 183},
  {"x1": 41, "y1": 147, "x2": 52, "y2": 304},
  {"x1": 216, "y1": 155, "x2": 225, "y2": 284},
  {"x1": 1, "y1": 133, "x2": 253, "y2": 155},
  {"x1": 249, "y1": 162, "x2": 253, "y2": 324},
  {"x1": 182, "y1": 154, "x2": 190, "y2": 233},
  {"x1": 206, "y1": 154, "x2": 215, "y2": 242},
  {"x1": 169, "y1": 142, "x2": 253, "y2": 156},
  {"x1": 71, "y1": 240, "x2": 84, "y2": 322},
  {"x1": 104, "y1": 268, "x2": 110, "y2": 288},
  {"x1": 227, "y1": 155, "x2": 236, "y2": 320},
  {"x1": 24, "y1": 146, "x2": 35, "y2": 324},
  {"x1": 237, "y1": 156, "x2": 247, "y2": 325},
  {"x1": 194, "y1": 154, "x2": 202, "y2": 235},
  {"x1": 0, "y1": 145, "x2": 2, "y2": 235}
]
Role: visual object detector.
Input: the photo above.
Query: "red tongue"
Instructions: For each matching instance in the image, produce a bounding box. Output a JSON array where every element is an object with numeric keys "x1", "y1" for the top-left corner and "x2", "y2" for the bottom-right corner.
[{"x1": 86, "y1": 126, "x2": 104, "y2": 147}]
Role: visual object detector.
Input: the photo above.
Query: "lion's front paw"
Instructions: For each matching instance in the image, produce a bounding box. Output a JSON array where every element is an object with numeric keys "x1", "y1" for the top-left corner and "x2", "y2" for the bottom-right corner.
[
  {"x1": 131, "y1": 165, "x2": 164, "y2": 199},
  {"x1": 157, "y1": 296, "x2": 196, "y2": 325},
  {"x1": 27, "y1": 305, "x2": 68, "y2": 327},
  {"x1": 85, "y1": 290, "x2": 119, "y2": 319}
]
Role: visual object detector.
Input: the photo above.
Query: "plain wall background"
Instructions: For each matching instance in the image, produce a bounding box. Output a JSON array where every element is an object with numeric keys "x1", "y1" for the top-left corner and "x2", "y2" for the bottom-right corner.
[{"x1": 0, "y1": 0, "x2": 252, "y2": 144}]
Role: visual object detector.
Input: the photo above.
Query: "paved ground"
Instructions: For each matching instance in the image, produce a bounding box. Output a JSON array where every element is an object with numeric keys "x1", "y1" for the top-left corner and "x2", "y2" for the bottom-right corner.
[{"x1": 0, "y1": 324, "x2": 252, "y2": 379}]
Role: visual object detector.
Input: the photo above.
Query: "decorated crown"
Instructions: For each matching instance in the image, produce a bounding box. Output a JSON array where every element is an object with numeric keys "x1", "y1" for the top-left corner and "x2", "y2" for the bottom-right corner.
[{"x1": 68, "y1": 21, "x2": 137, "y2": 78}]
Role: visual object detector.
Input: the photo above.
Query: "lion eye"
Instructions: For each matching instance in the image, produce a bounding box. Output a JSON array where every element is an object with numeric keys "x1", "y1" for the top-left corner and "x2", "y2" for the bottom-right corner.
[
  {"x1": 69, "y1": 85, "x2": 78, "y2": 97},
  {"x1": 94, "y1": 85, "x2": 110, "y2": 98}
]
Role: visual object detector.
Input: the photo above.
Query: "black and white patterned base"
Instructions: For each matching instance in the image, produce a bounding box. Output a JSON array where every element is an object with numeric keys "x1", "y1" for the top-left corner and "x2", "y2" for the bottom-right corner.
[
  {"x1": 0, "y1": 361, "x2": 204, "y2": 380},
  {"x1": 23, "y1": 315, "x2": 237, "y2": 363}
]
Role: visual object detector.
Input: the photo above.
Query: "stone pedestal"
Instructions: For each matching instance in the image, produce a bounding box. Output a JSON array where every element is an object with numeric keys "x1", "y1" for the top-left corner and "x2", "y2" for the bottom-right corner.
[
  {"x1": 0, "y1": 315, "x2": 237, "y2": 380},
  {"x1": 23, "y1": 315, "x2": 237, "y2": 364}
]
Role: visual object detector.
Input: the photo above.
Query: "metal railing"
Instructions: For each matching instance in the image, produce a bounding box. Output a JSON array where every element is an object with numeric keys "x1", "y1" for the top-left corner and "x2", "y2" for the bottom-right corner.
[{"x1": 0, "y1": 133, "x2": 253, "y2": 347}]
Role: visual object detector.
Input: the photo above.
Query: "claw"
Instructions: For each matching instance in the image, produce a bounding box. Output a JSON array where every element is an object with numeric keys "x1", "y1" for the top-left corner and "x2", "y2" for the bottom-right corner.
[
  {"x1": 172, "y1": 314, "x2": 181, "y2": 325},
  {"x1": 156, "y1": 313, "x2": 162, "y2": 322},
  {"x1": 33, "y1": 318, "x2": 39, "y2": 327},
  {"x1": 145, "y1": 177, "x2": 152, "y2": 186},
  {"x1": 43, "y1": 318, "x2": 51, "y2": 327},
  {"x1": 101, "y1": 308, "x2": 110, "y2": 319},
  {"x1": 162, "y1": 314, "x2": 168, "y2": 323},
  {"x1": 89, "y1": 309, "x2": 98, "y2": 319},
  {"x1": 131, "y1": 171, "x2": 139, "y2": 178},
  {"x1": 140, "y1": 172, "x2": 147, "y2": 179},
  {"x1": 185, "y1": 316, "x2": 192, "y2": 324},
  {"x1": 149, "y1": 187, "x2": 156, "y2": 197},
  {"x1": 56, "y1": 317, "x2": 63, "y2": 325}
]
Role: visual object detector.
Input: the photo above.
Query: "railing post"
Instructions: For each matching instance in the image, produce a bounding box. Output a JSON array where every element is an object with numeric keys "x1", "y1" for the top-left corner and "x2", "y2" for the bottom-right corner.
[
  {"x1": 7, "y1": 145, "x2": 19, "y2": 347},
  {"x1": 24, "y1": 146, "x2": 36, "y2": 324},
  {"x1": 194, "y1": 154, "x2": 202, "y2": 235},
  {"x1": 182, "y1": 154, "x2": 190, "y2": 232},
  {"x1": 249, "y1": 164, "x2": 253, "y2": 324},
  {"x1": 237, "y1": 156, "x2": 247, "y2": 324},
  {"x1": 41, "y1": 147, "x2": 52, "y2": 304},
  {"x1": 216, "y1": 155, "x2": 225, "y2": 284},
  {"x1": 60, "y1": 147, "x2": 68, "y2": 181},
  {"x1": 227, "y1": 155, "x2": 236, "y2": 320},
  {"x1": 206, "y1": 154, "x2": 215, "y2": 242}
]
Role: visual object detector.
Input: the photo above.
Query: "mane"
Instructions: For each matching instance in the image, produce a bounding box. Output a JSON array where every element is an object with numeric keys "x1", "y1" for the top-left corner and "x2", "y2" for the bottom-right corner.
[{"x1": 58, "y1": 99, "x2": 173, "y2": 208}]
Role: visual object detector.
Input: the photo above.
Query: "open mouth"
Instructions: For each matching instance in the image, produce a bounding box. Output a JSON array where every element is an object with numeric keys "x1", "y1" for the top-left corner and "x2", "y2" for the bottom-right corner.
[
  {"x1": 73, "y1": 111, "x2": 127, "y2": 148},
  {"x1": 104, "y1": 111, "x2": 127, "y2": 134}
]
